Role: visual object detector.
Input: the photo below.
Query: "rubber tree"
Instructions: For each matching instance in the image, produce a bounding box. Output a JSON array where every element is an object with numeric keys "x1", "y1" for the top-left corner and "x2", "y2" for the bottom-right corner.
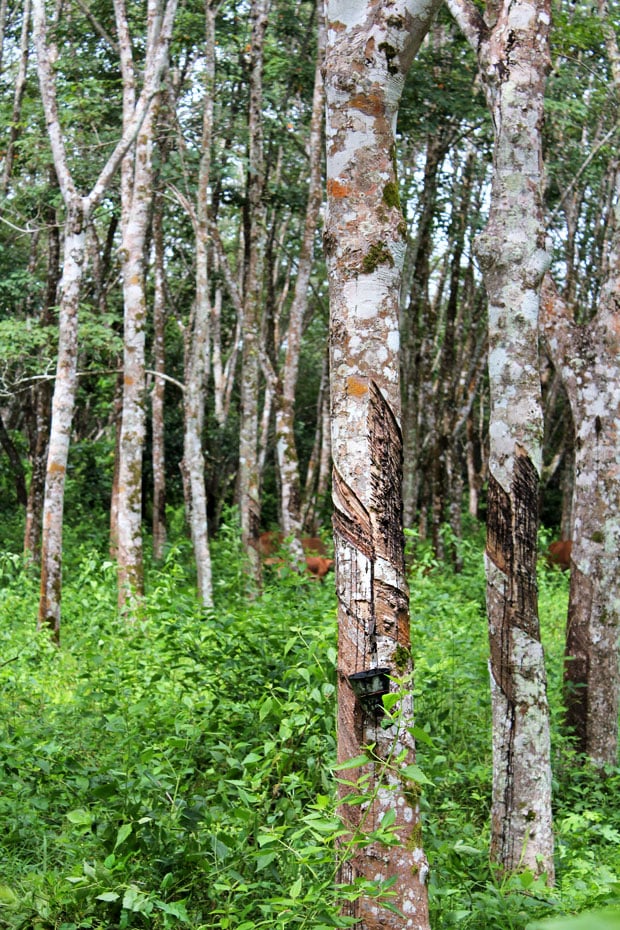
[
  {"x1": 323, "y1": 0, "x2": 441, "y2": 926},
  {"x1": 537, "y1": 0, "x2": 620, "y2": 767},
  {"x1": 115, "y1": 0, "x2": 177, "y2": 611},
  {"x1": 33, "y1": 0, "x2": 176, "y2": 637},
  {"x1": 446, "y1": 0, "x2": 555, "y2": 879}
]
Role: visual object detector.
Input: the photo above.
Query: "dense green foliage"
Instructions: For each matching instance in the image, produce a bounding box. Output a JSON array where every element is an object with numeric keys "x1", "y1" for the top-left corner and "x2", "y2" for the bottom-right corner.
[{"x1": 1, "y1": 520, "x2": 620, "y2": 929}]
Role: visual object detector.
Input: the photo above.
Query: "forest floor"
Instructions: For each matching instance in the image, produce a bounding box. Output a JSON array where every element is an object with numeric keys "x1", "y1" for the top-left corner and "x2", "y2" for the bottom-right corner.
[{"x1": 1, "y1": 517, "x2": 620, "y2": 929}]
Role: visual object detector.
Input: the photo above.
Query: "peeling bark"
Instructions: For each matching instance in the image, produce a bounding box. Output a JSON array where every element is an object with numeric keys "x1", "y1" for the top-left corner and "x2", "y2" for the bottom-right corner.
[{"x1": 324, "y1": 1, "x2": 441, "y2": 925}]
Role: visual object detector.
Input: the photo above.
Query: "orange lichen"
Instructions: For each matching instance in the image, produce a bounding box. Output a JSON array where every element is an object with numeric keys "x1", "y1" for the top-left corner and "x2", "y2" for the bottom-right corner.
[
  {"x1": 327, "y1": 178, "x2": 351, "y2": 199},
  {"x1": 349, "y1": 93, "x2": 384, "y2": 117},
  {"x1": 347, "y1": 376, "x2": 368, "y2": 397}
]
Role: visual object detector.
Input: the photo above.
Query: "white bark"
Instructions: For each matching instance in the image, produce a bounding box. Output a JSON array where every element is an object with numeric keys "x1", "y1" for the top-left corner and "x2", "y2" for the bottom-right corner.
[
  {"x1": 115, "y1": 0, "x2": 176, "y2": 610},
  {"x1": 325, "y1": 1, "x2": 440, "y2": 926},
  {"x1": 239, "y1": 0, "x2": 269, "y2": 588},
  {"x1": 38, "y1": 211, "x2": 85, "y2": 639},
  {"x1": 447, "y1": 0, "x2": 555, "y2": 879},
  {"x1": 33, "y1": 0, "x2": 177, "y2": 633},
  {"x1": 151, "y1": 206, "x2": 167, "y2": 561},
  {"x1": 541, "y1": 273, "x2": 620, "y2": 766}
]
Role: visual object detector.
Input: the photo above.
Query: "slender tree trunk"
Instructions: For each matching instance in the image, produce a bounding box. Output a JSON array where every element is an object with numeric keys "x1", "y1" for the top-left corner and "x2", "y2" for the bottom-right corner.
[
  {"x1": 116, "y1": 117, "x2": 153, "y2": 605},
  {"x1": 447, "y1": 0, "x2": 554, "y2": 879},
  {"x1": 38, "y1": 208, "x2": 86, "y2": 639},
  {"x1": 302, "y1": 349, "x2": 331, "y2": 533},
  {"x1": 324, "y1": 1, "x2": 440, "y2": 925},
  {"x1": 151, "y1": 203, "x2": 167, "y2": 561},
  {"x1": 274, "y1": 8, "x2": 324, "y2": 552},
  {"x1": 239, "y1": 0, "x2": 269, "y2": 587},
  {"x1": 33, "y1": 0, "x2": 177, "y2": 634},
  {"x1": 24, "y1": 194, "x2": 59, "y2": 562},
  {"x1": 109, "y1": 372, "x2": 123, "y2": 558},
  {"x1": 0, "y1": 413, "x2": 27, "y2": 506},
  {"x1": 178, "y1": 0, "x2": 219, "y2": 607},
  {"x1": 115, "y1": 0, "x2": 175, "y2": 609},
  {"x1": 401, "y1": 134, "x2": 448, "y2": 530},
  {"x1": 1, "y1": 0, "x2": 30, "y2": 194}
]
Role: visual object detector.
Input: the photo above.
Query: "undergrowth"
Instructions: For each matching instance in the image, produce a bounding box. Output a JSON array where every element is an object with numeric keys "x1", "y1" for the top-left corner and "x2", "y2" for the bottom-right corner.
[{"x1": 0, "y1": 520, "x2": 619, "y2": 928}]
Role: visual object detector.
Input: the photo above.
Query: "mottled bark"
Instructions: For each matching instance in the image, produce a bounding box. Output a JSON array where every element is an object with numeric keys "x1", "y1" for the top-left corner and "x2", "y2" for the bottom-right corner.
[
  {"x1": 179, "y1": 0, "x2": 218, "y2": 608},
  {"x1": 447, "y1": 0, "x2": 554, "y2": 879},
  {"x1": 324, "y1": 1, "x2": 441, "y2": 926},
  {"x1": 38, "y1": 209, "x2": 85, "y2": 640},
  {"x1": 541, "y1": 275, "x2": 620, "y2": 766},
  {"x1": 115, "y1": 0, "x2": 175, "y2": 610},
  {"x1": 116, "y1": 122, "x2": 152, "y2": 606},
  {"x1": 239, "y1": 0, "x2": 269, "y2": 588},
  {"x1": 33, "y1": 0, "x2": 177, "y2": 634},
  {"x1": 274, "y1": 10, "x2": 325, "y2": 553},
  {"x1": 151, "y1": 204, "x2": 167, "y2": 562}
]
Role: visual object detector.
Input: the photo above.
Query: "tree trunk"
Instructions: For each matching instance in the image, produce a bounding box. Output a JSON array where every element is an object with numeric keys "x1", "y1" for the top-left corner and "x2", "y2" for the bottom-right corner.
[
  {"x1": 541, "y1": 274, "x2": 620, "y2": 766},
  {"x1": 401, "y1": 133, "x2": 448, "y2": 531},
  {"x1": 33, "y1": 0, "x2": 177, "y2": 635},
  {"x1": 115, "y1": 0, "x2": 175, "y2": 609},
  {"x1": 1, "y1": 0, "x2": 30, "y2": 194},
  {"x1": 238, "y1": 0, "x2": 269, "y2": 588},
  {"x1": 38, "y1": 207, "x2": 86, "y2": 639},
  {"x1": 151, "y1": 203, "x2": 167, "y2": 562},
  {"x1": 447, "y1": 0, "x2": 555, "y2": 879},
  {"x1": 273, "y1": 8, "x2": 324, "y2": 554},
  {"x1": 324, "y1": 1, "x2": 441, "y2": 925},
  {"x1": 179, "y1": 0, "x2": 218, "y2": 607}
]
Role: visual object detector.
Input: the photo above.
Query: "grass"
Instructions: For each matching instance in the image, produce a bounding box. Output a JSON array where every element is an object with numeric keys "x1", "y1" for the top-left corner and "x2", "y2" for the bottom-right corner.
[{"x1": 0, "y1": 519, "x2": 619, "y2": 929}]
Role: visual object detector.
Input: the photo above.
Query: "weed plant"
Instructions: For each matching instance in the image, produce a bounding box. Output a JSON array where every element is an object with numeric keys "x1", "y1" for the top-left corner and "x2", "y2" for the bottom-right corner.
[{"x1": 0, "y1": 520, "x2": 619, "y2": 929}]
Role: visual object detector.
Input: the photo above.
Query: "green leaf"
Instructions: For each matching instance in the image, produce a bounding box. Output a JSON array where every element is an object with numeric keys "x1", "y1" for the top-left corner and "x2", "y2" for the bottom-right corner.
[
  {"x1": 114, "y1": 822, "x2": 133, "y2": 849},
  {"x1": 96, "y1": 891, "x2": 120, "y2": 902},
  {"x1": 380, "y1": 808, "x2": 396, "y2": 829},
  {"x1": 408, "y1": 725, "x2": 436, "y2": 748},
  {"x1": 259, "y1": 696, "x2": 273, "y2": 720},
  {"x1": 256, "y1": 851, "x2": 278, "y2": 870},
  {"x1": 0, "y1": 885, "x2": 18, "y2": 907},
  {"x1": 66, "y1": 808, "x2": 93, "y2": 825},
  {"x1": 290, "y1": 876, "x2": 302, "y2": 899},
  {"x1": 333, "y1": 754, "x2": 371, "y2": 771},
  {"x1": 122, "y1": 886, "x2": 153, "y2": 914},
  {"x1": 401, "y1": 763, "x2": 433, "y2": 785}
]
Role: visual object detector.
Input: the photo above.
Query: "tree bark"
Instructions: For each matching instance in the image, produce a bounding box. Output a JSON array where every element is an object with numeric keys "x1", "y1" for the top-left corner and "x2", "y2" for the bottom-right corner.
[
  {"x1": 151, "y1": 203, "x2": 167, "y2": 562},
  {"x1": 38, "y1": 206, "x2": 85, "y2": 640},
  {"x1": 541, "y1": 273, "x2": 620, "y2": 766},
  {"x1": 33, "y1": 0, "x2": 177, "y2": 633},
  {"x1": 324, "y1": 1, "x2": 440, "y2": 926},
  {"x1": 1, "y1": 0, "x2": 30, "y2": 195},
  {"x1": 115, "y1": 0, "x2": 176, "y2": 610},
  {"x1": 238, "y1": 0, "x2": 269, "y2": 589},
  {"x1": 273, "y1": 7, "x2": 325, "y2": 555},
  {"x1": 179, "y1": 0, "x2": 218, "y2": 608},
  {"x1": 447, "y1": 0, "x2": 555, "y2": 879}
]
